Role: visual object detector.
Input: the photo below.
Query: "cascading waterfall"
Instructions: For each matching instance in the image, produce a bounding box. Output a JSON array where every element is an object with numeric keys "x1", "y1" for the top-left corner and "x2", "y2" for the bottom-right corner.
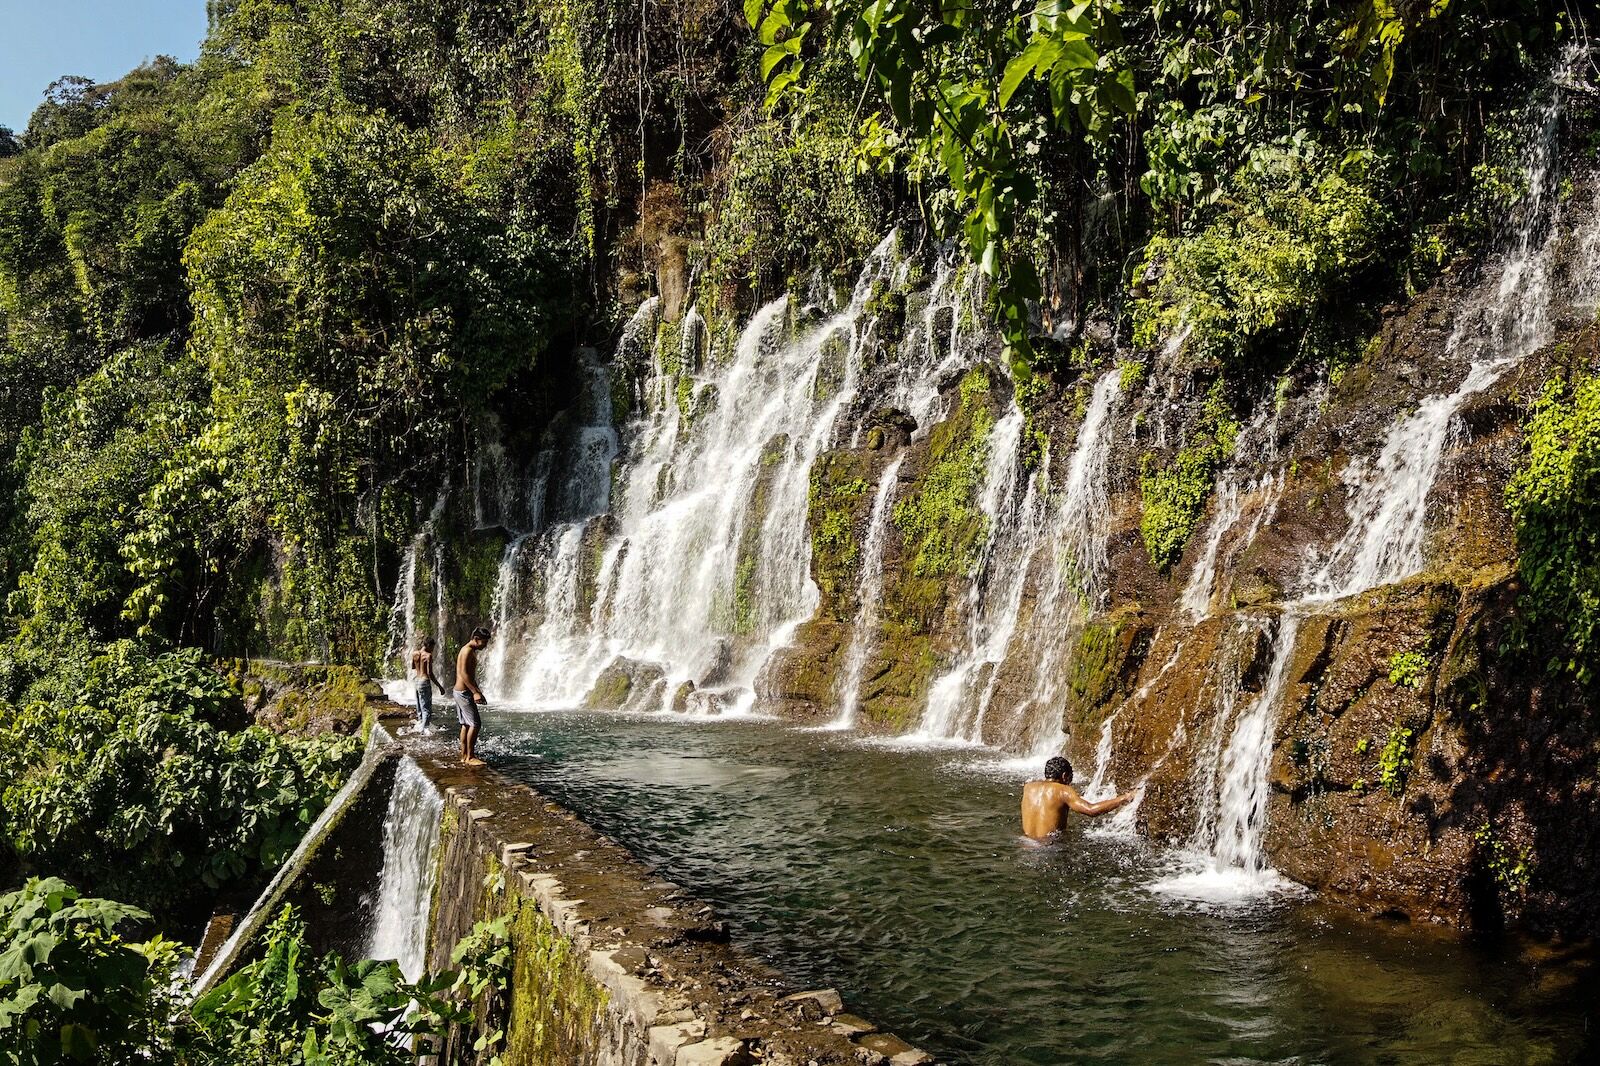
[
  {"x1": 1180, "y1": 407, "x2": 1285, "y2": 620},
  {"x1": 478, "y1": 345, "x2": 619, "y2": 695},
  {"x1": 1010, "y1": 370, "x2": 1122, "y2": 755},
  {"x1": 1205, "y1": 613, "x2": 1301, "y2": 874},
  {"x1": 911, "y1": 407, "x2": 1037, "y2": 743},
  {"x1": 496, "y1": 234, "x2": 907, "y2": 708},
  {"x1": 1165, "y1": 48, "x2": 1598, "y2": 892},
  {"x1": 366, "y1": 759, "x2": 445, "y2": 981},
  {"x1": 830, "y1": 456, "x2": 906, "y2": 729},
  {"x1": 911, "y1": 370, "x2": 1121, "y2": 751},
  {"x1": 1151, "y1": 612, "x2": 1301, "y2": 897},
  {"x1": 1308, "y1": 44, "x2": 1600, "y2": 601},
  {"x1": 384, "y1": 487, "x2": 450, "y2": 670}
]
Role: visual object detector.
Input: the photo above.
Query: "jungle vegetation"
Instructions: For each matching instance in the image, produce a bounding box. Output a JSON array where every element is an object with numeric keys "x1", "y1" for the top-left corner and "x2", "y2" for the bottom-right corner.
[{"x1": 0, "y1": 0, "x2": 1595, "y2": 1061}]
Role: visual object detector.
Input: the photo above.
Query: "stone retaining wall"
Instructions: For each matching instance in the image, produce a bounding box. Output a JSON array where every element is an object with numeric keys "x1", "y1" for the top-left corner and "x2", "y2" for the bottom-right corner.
[{"x1": 391, "y1": 710, "x2": 936, "y2": 1066}]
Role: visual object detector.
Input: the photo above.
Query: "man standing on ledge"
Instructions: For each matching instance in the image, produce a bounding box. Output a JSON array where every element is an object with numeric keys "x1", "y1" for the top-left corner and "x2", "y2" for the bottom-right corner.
[
  {"x1": 1021, "y1": 756, "x2": 1136, "y2": 840},
  {"x1": 454, "y1": 627, "x2": 491, "y2": 767}
]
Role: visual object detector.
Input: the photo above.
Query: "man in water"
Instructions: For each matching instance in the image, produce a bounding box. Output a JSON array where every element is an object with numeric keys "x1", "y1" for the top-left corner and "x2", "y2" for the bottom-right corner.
[
  {"x1": 454, "y1": 627, "x2": 491, "y2": 767},
  {"x1": 409, "y1": 636, "x2": 446, "y2": 734},
  {"x1": 1021, "y1": 756, "x2": 1136, "y2": 840}
]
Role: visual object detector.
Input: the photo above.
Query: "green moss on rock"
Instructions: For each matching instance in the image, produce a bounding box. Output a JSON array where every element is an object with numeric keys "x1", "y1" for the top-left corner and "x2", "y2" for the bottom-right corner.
[{"x1": 1139, "y1": 382, "x2": 1238, "y2": 571}]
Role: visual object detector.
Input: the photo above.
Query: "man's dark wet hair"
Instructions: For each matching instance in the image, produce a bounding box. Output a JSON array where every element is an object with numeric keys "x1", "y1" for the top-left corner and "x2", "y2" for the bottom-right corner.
[
  {"x1": 1044, "y1": 756, "x2": 1072, "y2": 783},
  {"x1": 472, "y1": 626, "x2": 491, "y2": 642},
  {"x1": 422, "y1": 636, "x2": 435, "y2": 650}
]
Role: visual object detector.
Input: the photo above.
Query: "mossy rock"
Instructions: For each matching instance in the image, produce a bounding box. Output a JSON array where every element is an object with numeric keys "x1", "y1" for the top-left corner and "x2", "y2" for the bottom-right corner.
[
  {"x1": 814, "y1": 330, "x2": 851, "y2": 402},
  {"x1": 807, "y1": 449, "x2": 877, "y2": 621},
  {"x1": 582, "y1": 656, "x2": 666, "y2": 711},
  {"x1": 883, "y1": 366, "x2": 997, "y2": 632},
  {"x1": 670, "y1": 680, "x2": 695, "y2": 714},
  {"x1": 225, "y1": 659, "x2": 378, "y2": 737}
]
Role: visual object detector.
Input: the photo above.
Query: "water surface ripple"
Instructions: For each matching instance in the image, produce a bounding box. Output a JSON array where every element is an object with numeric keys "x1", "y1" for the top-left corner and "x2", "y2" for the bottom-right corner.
[{"x1": 481, "y1": 711, "x2": 1595, "y2": 1065}]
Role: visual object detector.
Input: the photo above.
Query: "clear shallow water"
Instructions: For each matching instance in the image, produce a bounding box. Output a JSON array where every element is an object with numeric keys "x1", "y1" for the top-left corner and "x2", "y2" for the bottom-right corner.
[{"x1": 476, "y1": 709, "x2": 1597, "y2": 1065}]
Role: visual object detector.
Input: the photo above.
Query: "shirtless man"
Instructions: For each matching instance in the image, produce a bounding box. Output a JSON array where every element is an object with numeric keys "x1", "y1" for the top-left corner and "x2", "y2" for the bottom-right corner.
[
  {"x1": 1021, "y1": 756, "x2": 1136, "y2": 840},
  {"x1": 453, "y1": 627, "x2": 492, "y2": 766},
  {"x1": 409, "y1": 637, "x2": 446, "y2": 734}
]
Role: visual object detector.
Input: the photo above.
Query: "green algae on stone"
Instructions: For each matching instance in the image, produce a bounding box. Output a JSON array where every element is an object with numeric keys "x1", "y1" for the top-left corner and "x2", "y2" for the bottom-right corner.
[{"x1": 503, "y1": 897, "x2": 610, "y2": 1066}]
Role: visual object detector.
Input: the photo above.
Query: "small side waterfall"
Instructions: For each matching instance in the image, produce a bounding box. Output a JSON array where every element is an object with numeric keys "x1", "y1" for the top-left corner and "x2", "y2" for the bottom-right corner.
[
  {"x1": 385, "y1": 488, "x2": 450, "y2": 670},
  {"x1": 1308, "y1": 45, "x2": 1600, "y2": 601},
  {"x1": 1206, "y1": 613, "x2": 1300, "y2": 873},
  {"x1": 831, "y1": 456, "x2": 906, "y2": 729},
  {"x1": 366, "y1": 759, "x2": 445, "y2": 981},
  {"x1": 1152, "y1": 613, "x2": 1302, "y2": 898}
]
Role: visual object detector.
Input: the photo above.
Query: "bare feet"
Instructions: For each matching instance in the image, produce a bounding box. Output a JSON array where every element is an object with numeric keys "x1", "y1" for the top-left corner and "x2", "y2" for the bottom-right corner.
[{"x1": 462, "y1": 757, "x2": 486, "y2": 767}]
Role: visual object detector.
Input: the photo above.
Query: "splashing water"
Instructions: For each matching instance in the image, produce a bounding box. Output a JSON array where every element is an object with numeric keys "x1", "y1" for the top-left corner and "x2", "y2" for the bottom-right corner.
[{"x1": 366, "y1": 759, "x2": 444, "y2": 981}]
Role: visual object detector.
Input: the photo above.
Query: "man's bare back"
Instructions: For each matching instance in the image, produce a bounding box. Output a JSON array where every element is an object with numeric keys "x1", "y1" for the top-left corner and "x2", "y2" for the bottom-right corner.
[
  {"x1": 1021, "y1": 757, "x2": 1136, "y2": 840},
  {"x1": 455, "y1": 641, "x2": 482, "y2": 698}
]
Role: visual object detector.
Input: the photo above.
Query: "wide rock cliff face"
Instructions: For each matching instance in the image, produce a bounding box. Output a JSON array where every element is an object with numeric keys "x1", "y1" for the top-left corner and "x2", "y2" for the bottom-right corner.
[
  {"x1": 743, "y1": 196, "x2": 1600, "y2": 932},
  {"x1": 401, "y1": 159, "x2": 1600, "y2": 934}
]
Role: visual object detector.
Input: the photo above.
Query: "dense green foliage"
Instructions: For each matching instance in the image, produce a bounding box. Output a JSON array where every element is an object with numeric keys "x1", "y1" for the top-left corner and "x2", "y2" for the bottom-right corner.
[
  {"x1": 0, "y1": 885, "x2": 507, "y2": 1066},
  {"x1": 0, "y1": 878, "x2": 185, "y2": 1065},
  {"x1": 0, "y1": 644, "x2": 362, "y2": 921},
  {"x1": 748, "y1": 0, "x2": 1567, "y2": 369},
  {"x1": 1505, "y1": 374, "x2": 1600, "y2": 686}
]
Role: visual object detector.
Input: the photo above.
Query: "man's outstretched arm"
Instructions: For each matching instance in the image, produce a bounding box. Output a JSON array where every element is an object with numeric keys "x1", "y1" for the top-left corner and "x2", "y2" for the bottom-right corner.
[{"x1": 1064, "y1": 786, "x2": 1136, "y2": 818}]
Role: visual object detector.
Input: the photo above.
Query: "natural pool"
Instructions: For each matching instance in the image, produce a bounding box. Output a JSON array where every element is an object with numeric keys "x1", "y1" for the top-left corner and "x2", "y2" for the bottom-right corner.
[{"x1": 475, "y1": 709, "x2": 1597, "y2": 1065}]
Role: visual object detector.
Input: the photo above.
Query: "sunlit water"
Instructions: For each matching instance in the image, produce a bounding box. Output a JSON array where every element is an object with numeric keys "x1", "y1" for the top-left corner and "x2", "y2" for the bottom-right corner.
[{"x1": 473, "y1": 709, "x2": 1596, "y2": 1065}]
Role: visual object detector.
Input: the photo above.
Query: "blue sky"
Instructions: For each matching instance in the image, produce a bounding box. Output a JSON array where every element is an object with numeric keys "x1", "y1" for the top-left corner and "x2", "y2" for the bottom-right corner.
[{"x1": 1, "y1": 1, "x2": 208, "y2": 133}]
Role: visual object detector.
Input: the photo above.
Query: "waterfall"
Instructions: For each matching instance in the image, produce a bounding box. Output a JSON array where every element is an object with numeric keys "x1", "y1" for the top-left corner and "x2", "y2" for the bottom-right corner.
[
  {"x1": 830, "y1": 456, "x2": 906, "y2": 729},
  {"x1": 1205, "y1": 613, "x2": 1300, "y2": 873},
  {"x1": 909, "y1": 370, "x2": 1121, "y2": 750},
  {"x1": 366, "y1": 759, "x2": 445, "y2": 981},
  {"x1": 1151, "y1": 612, "x2": 1302, "y2": 899},
  {"x1": 1084, "y1": 635, "x2": 1181, "y2": 801},
  {"x1": 494, "y1": 233, "x2": 906, "y2": 708},
  {"x1": 1308, "y1": 45, "x2": 1600, "y2": 601},
  {"x1": 911, "y1": 407, "x2": 1039, "y2": 743},
  {"x1": 1011, "y1": 370, "x2": 1122, "y2": 755},
  {"x1": 384, "y1": 487, "x2": 450, "y2": 670}
]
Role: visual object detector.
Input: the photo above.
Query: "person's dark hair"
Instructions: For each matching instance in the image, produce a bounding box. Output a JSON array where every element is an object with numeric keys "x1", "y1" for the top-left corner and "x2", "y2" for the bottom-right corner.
[
  {"x1": 422, "y1": 636, "x2": 435, "y2": 650},
  {"x1": 1044, "y1": 756, "x2": 1072, "y2": 783},
  {"x1": 472, "y1": 626, "x2": 491, "y2": 642}
]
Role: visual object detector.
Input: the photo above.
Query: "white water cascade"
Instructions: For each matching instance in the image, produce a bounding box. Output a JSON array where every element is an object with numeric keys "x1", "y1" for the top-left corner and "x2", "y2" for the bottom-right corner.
[
  {"x1": 1152, "y1": 611, "x2": 1303, "y2": 899},
  {"x1": 1308, "y1": 45, "x2": 1600, "y2": 601},
  {"x1": 1180, "y1": 405, "x2": 1286, "y2": 620},
  {"x1": 384, "y1": 487, "x2": 450, "y2": 670},
  {"x1": 1012, "y1": 370, "x2": 1123, "y2": 755},
  {"x1": 1159, "y1": 47, "x2": 1600, "y2": 896},
  {"x1": 911, "y1": 370, "x2": 1122, "y2": 751},
  {"x1": 830, "y1": 456, "x2": 906, "y2": 729},
  {"x1": 492, "y1": 233, "x2": 912, "y2": 708},
  {"x1": 366, "y1": 759, "x2": 445, "y2": 981}
]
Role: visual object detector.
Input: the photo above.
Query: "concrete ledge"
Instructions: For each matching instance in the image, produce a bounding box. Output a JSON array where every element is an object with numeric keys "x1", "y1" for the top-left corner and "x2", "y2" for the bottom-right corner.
[{"x1": 383, "y1": 709, "x2": 938, "y2": 1065}]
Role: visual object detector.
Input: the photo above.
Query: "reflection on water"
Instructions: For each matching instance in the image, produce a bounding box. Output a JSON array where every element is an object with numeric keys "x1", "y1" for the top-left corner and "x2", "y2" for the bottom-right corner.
[{"x1": 478, "y1": 710, "x2": 1596, "y2": 1065}]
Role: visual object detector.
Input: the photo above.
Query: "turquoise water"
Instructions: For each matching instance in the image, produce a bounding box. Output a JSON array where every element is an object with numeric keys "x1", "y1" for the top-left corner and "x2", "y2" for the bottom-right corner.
[{"x1": 478, "y1": 710, "x2": 1596, "y2": 1065}]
